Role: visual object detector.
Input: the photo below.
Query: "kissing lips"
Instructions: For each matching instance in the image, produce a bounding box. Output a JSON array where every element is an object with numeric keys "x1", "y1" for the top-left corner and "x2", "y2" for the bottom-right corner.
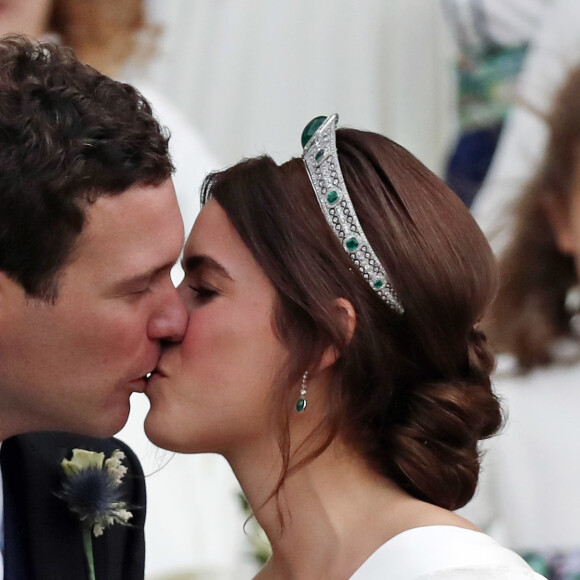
[
  {"x1": 144, "y1": 367, "x2": 169, "y2": 398},
  {"x1": 148, "y1": 366, "x2": 168, "y2": 379},
  {"x1": 129, "y1": 376, "x2": 148, "y2": 393}
]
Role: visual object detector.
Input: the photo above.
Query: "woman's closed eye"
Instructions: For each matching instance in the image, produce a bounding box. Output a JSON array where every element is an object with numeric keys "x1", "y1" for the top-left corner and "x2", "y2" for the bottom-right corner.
[{"x1": 189, "y1": 284, "x2": 218, "y2": 302}]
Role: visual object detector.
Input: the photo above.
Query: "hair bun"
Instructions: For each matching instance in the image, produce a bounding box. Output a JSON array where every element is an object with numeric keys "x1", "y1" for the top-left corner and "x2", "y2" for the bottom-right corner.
[
  {"x1": 467, "y1": 327, "x2": 495, "y2": 380},
  {"x1": 384, "y1": 328, "x2": 502, "y2": 510}
]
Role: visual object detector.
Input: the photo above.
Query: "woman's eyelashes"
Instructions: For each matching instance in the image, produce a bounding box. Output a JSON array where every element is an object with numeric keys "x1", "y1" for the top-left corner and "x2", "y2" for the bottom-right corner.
[{"x1": 189, "y1": 284, "x2": 218, "y2": 302}]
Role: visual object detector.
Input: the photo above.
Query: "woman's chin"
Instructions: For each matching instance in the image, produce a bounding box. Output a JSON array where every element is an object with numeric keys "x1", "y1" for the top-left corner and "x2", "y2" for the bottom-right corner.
[
  {"x1": 144, "y1": 410, "x2": 187, "y2": 453},
  {"x1": 145, "y1": 414, "x2": 223, "y2": 455},
  {"x1": 144, "y1": 410, "x2": 170, "y2": 450}
]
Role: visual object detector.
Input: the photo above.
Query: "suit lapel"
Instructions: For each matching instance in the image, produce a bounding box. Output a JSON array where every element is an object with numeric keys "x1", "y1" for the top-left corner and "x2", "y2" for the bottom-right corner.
[
  {"x1": 1, "y1": 433, "x2": 145, "y2": 580},
  {"x1": 2, "y1": 442, "x2": 31, "y2": 580},
  {"x1": 1, "y1": 434, "x2": 88, "y2": 580}
]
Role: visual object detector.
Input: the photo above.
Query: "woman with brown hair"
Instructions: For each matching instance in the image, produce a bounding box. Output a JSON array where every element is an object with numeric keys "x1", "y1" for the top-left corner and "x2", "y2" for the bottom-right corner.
[
  {"x1": 460, "y1": 64, "x2": 580, "y2": 578},
  {"x1": 144, "y1": 115, "x2": 545, "y2": 578}
]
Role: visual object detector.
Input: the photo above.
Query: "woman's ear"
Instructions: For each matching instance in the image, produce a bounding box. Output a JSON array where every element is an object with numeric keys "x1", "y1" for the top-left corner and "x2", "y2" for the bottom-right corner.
[
  {"x1": 543, "y1": 192, "x2": 575, "y2": 255},
  {"x1": 318, "y1": 298, "x2": 357, "y2": 371}
]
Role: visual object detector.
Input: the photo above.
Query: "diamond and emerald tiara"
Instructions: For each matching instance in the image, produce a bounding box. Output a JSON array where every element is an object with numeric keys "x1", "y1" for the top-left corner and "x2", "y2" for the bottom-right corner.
[{"x1": 301, "y1": 114, "x2": 404, "y2": 314}]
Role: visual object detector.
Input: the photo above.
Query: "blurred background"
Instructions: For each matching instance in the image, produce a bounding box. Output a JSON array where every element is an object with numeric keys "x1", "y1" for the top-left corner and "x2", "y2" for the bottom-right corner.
[{"x1": 141, "y1": 0, "x2": 455, "y2": 174}]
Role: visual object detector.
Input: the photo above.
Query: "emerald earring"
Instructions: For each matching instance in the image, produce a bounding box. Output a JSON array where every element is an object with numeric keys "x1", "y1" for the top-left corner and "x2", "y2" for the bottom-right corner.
[{"x1": 296, "y1": 371, "x2": 308, "y2": 412}]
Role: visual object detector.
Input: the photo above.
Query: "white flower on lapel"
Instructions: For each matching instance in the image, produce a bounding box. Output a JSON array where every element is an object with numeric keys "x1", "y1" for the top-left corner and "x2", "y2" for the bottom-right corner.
[{"x1": 59, "y1": 448, "x2": 133, "y2": 537}]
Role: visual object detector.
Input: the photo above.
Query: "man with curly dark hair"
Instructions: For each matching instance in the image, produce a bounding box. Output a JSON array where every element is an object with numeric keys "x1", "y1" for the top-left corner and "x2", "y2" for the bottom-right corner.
[{"x1": 0, "y1": 35, "x2": 187, "y2": 579}]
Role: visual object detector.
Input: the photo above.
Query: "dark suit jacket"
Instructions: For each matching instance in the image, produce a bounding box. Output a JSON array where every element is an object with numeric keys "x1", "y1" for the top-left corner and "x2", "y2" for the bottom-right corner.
[{"x1": 1, "y1": 432, "x2": 146, "y2": 580}]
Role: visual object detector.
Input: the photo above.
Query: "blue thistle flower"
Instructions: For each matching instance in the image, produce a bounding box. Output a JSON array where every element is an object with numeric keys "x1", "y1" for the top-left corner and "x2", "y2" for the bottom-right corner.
[
  {"x1": 59, "y1": 467, "x2": 124, "y2": 523},
  {"x1": 57, "y1": 448, "x2": 133, "y2": 580},
  {"x1": 58, "y1": 448, "x2": 132, "y2": 537}
]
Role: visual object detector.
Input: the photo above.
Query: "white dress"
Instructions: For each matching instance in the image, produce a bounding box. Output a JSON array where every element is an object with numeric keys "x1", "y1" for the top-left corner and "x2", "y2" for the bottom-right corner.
[{"x1": 351, "y1": 526, "x2": 546, "y2": 579}]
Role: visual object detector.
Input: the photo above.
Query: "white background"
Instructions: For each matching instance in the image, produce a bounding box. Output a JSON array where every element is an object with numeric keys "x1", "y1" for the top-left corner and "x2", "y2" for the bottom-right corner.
[{"x1": 142, "y1": 0, "x2": 456, "y2": 174}]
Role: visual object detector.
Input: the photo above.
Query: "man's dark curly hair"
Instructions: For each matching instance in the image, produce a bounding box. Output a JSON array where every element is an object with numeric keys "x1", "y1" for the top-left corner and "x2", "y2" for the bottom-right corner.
[{"x1": 0, "y1": 34, "x2": 174, "y2": 300}]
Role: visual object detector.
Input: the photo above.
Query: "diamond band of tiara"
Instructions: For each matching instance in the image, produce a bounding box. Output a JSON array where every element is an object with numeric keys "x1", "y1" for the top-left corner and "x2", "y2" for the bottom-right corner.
[{"x1": 301, "y1": 114, "x2": 404, "y2": 314}]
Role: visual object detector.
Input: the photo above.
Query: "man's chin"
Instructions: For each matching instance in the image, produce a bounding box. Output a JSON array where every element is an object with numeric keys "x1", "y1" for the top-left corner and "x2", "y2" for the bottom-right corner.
[{"x1": 79, "y1": 403, "x2": 131, "y2": 439}]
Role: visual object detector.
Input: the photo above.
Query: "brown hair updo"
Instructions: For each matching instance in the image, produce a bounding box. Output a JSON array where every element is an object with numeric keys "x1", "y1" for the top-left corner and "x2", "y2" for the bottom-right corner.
[{"x1": 201, "y1": 125, "x2": 502, "y2": 511}]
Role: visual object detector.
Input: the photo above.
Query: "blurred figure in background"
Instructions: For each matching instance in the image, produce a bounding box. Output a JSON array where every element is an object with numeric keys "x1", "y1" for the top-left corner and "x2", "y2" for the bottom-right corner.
[
  {"x1": 0, "y1": 2, "x2": 247, "y2": 579},
  {"x1": 473, "y1": 0, "x2": 580, "y2": 252},
  {"x1": 441, "y1": 0, "x2": 551, "y2": 207},
  {"x1": 460, "y1": 63, "x2": 580, "y2": 579},
  {"x1": 0, "y1": 0, "x2": 52, "y2": 39}
]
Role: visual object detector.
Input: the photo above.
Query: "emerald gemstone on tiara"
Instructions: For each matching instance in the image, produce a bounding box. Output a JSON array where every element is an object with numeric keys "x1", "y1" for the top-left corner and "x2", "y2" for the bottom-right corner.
[
  {"x1": 345, "y1": 237, "x2": 359, "y2": 251},
  {"x1": 301, "y1": 114, "x2": 404, "y2": 314},
  {"x1": 301, "y1": 116, "x2": 327, "y2": 148},
  {"x1": 327, "y1": 190, "x2": 339, "y2": 204}
]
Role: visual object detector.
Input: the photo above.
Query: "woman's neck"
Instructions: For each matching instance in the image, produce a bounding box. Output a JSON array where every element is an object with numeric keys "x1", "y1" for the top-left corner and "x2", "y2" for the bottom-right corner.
[{"x1": 228, "y1": 438, "x2": 452, "y2": 580}]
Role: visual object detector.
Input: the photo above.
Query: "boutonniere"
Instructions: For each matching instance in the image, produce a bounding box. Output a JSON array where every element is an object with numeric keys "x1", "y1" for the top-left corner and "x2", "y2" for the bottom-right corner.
[{"x1": 57, "y1": 448, "x2": 133, "y2": 580}]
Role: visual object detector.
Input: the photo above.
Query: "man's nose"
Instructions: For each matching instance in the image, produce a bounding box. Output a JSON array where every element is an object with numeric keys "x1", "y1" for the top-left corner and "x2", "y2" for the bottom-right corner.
[{"x1": 148, "y1": 283, "x2": 188, "y2": 342}]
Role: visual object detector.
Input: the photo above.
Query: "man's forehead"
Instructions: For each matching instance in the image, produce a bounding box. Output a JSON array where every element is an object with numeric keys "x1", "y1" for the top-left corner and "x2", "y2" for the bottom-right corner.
[{"x1": 66, "y1": 180, "x2": 184, "y2": 279}]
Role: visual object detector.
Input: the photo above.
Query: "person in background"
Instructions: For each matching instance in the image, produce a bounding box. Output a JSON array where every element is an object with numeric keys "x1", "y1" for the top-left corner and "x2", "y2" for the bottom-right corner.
[
  {"x1": 459, "y1": 63, "x2": 580, "y2": 580},
  {"x1": 144, "y1": 114, "x2": 546, "y2": 579},
  {"x1": 472, "y1": 0, "x2": 580, "y2": 253},
  {"x1": 441, "y1": 0, "x2": 551, "y2": 207}
]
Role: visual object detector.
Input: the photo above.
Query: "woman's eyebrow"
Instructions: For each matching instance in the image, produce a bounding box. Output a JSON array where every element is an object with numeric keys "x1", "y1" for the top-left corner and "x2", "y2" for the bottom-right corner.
[{"x1": 181, "y1": 255, "x2": 233, "y2": 280}]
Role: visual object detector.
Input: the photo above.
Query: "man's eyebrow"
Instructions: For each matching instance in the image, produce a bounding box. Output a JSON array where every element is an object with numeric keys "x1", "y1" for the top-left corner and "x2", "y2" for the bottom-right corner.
[
  {"x1": 182, "y1": 255, "x2": 233, "y2": 280},
  {"x1": 114, "y1": 262, "x2": 174, "y2": 291}
]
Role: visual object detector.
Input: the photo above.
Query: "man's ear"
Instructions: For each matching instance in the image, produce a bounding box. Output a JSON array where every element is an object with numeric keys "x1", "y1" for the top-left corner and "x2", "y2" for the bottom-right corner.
[
  {"x1": 543, "y1": 192, "x2": 575, "y2": 255},
  {"x1": 318, "y1": 298, "x2": 357, "y2": 371}
]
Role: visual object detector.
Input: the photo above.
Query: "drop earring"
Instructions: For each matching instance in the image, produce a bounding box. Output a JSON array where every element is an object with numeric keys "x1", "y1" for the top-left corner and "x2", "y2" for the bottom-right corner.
[{"x1": 296, "y1": 371, "x2": 308, "y2": 412}]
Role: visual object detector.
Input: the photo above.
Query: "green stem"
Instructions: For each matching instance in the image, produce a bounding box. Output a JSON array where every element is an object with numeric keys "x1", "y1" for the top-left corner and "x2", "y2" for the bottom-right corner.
[{"x1": 81, "y1": 525, "x2": 96, "y2": 580}]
